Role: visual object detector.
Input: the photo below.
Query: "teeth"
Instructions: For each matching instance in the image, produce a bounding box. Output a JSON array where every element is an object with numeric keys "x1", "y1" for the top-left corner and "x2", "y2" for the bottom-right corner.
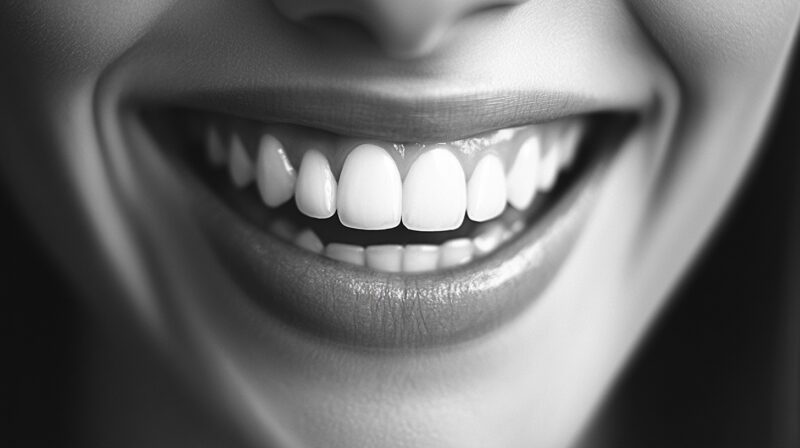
[
  {"x1": 365, "y1": 245, "x2": 403, "y2": 272},
  {"x1": 256, "y1": 134, "x2": 297, "y2": 207},
  {"x1": 325, "y1": 243, "x2": 365, "y2": 266},
  {"x1": 295, "y1": 150, "x2": 337, "y2": 219},
  {"x1": 467, "y1": 153, "x2": 507, "y2": 222},
  {"x1": 402, "y1": 245, "x2": 439, "y2": 273},
  {"x1": 228, "y1": 134, "x2": 255, "y2": 188},
  {"x1": 206, "y1": 127, "x2": 227, "y2": 166},
  {"x1": 538, "y1": 147, "x2": 559, "y2": 192},
  {"x1": 206, "y1": 118, "x2": 588, "y2": 271},
  {"x1": 439, "y1": 238, "x2": 474, "y2": 268},
  {"x1": 473, "y1": 222, "x2": 506, "y2": 256},
  {"x1": 505, "y1": 134, "x2": 541, "y2": 210},
  {"x1": 558, "y1": 120, "x2": 585, "y2": 169},
  {"x1": 402, "y1": 147, "x2": 467, "y2": 232},
  {"x1": 337, "y1": 144, "x2": 402, "y2": 230},
  {"x1": 294, "y1": 229, "x2": 324, "y2": 254}
]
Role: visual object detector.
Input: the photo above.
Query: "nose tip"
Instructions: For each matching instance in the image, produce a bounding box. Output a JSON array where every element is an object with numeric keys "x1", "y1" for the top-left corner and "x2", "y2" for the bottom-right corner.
[{"x1": 271, "y1": 0, "x2": 526, "y2": 59}]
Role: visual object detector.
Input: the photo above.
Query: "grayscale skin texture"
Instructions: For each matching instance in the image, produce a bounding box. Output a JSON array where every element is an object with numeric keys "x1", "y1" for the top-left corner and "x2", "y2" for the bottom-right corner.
[{"x1": 0, "y1": 1, "x2": 798, "y2": 447}]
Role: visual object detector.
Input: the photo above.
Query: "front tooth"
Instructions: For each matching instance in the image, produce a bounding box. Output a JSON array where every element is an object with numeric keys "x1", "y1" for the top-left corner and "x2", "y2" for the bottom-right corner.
[
  {"x1": 294, "y1": 229, "x2": 324, "y2": 254},
  {"x1": 228, "y1": 134, "x2": 254, "y2": 188},
  {"x1": 256, "y1": 134, "x2": 296, "y2": 207},
  {"x1": 206, "y1": 126, "x2": 227, "y2": 167},
  {"x1": 402, "y1": 245, "x2": 439, "y2": 273},
  {"x1": 473, "y1": 222, "x2": 505, "y2": 256},
  {"x1": 438, "y1": 238, "x2": 474, "y2": 268},
  {"x1": 506, "y1": 135, "x2": 541, "y2": 210},
  {"x1": 538, "y1": 147, "x2": 559, "y2": 192},
  {"x1": 295, "y1": 150, "x2": 337, "y2": 219},
  {"x1": 365, "y1": 245, "x2": 403, "y2": 272},
  {"x1": 467, "y1": 153, "x2": 507, "y2": 222},
  {"x1": 325, "y1": 243, "x2": 365, "y2": 266},
  {"x1": 402, "y1": 147, "x2": 466, "y2": 231},
  {"x1": 337, "y1": 144, "x2": 402, "y2": 230}
]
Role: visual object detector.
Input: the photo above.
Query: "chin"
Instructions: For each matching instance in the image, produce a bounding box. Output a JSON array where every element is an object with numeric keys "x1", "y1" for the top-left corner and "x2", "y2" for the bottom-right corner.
[{"x1": 1, "y1": 1, "x2": 798, "y2": 447}]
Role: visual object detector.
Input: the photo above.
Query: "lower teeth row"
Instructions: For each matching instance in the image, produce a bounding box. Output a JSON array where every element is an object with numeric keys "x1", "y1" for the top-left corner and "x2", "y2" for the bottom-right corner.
[{"x1": 272, "y1": 219, "x2": 525, "y2": 273}]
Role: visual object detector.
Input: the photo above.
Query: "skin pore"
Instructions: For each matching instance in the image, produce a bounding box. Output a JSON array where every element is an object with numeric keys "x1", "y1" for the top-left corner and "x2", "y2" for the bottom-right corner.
[{"x1": 0, "y1": 1, "x2": 798, "y2": 447}]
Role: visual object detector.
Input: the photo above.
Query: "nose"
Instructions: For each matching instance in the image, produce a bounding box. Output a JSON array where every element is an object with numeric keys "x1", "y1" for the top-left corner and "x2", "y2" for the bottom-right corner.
[{"x1": 270, "y1": 0, "x2": 526, "y2": 59}]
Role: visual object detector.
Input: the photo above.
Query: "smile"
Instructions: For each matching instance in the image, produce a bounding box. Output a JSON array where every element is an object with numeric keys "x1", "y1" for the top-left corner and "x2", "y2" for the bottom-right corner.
[{"x1": 141, "y1": 105, "x2": 637, "y2": 346}]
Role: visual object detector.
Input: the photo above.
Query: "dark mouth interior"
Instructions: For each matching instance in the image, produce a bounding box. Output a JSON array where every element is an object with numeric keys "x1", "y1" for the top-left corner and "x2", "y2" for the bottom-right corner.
[{"x1": 142, "y1": 108, "x2": 636, "y2": 250}]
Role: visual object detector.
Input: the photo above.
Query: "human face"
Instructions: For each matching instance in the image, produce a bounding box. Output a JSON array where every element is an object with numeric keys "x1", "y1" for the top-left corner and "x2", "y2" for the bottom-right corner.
[{"x1": 1, "y1": 1, "x2": 797, "y2": 446}]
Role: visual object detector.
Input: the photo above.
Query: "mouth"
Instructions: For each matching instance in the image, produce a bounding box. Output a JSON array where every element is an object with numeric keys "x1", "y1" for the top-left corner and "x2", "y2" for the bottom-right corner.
[{"x1": 141, "y1": 106, "x2": 637, "y2": 347}]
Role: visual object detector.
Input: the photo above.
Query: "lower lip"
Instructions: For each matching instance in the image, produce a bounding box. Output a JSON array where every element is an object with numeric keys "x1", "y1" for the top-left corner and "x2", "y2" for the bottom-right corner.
[{"x1": 183, "y1": 139, "x2": 611, "y2": 348}]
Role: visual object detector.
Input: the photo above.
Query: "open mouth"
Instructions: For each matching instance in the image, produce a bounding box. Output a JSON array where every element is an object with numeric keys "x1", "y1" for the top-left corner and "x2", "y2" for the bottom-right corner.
[{"x1": 140, "y1": 107, "x2": 637, "y2": 346}]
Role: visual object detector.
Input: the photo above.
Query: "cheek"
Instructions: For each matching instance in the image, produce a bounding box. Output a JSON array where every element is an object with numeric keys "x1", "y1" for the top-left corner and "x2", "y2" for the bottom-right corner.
[
  {"x1": 2, "y1": 0, "x2": 176, "y2": 77},
  {"x1": 626, "y1": 1, "x2": 799, "y2": 84}
]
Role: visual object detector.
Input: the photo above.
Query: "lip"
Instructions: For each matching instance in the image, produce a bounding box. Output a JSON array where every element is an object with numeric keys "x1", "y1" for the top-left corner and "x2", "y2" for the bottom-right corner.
[
  {"x1": 145, "y1": 85, "x2": 622, "y2": 143},
  {"x1": 135, "y1": 103, "x2": 637, "y2": 348}
]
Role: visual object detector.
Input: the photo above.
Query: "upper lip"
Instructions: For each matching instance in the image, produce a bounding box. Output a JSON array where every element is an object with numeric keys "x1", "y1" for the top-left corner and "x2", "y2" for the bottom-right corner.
[{"x1": 173, "y1": 85, "x2": 612, "y2": 142}]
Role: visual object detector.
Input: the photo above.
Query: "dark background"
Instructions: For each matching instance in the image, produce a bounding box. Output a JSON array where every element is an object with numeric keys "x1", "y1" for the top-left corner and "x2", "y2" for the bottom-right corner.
[{"x1": 4, "y1": 46, "x2": 799, "y2": 448}]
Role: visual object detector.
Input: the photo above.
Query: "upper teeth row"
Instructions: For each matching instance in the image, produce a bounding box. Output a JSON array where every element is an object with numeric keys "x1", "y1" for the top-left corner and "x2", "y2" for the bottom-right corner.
[{"x1": 205, "y1": 120, "x2": 584, "y2": 232}]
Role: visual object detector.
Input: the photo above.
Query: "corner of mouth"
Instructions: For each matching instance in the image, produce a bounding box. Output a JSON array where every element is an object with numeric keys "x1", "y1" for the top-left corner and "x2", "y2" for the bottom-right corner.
[{"x1": 137, "y1": 103, "x2": 639, "y2": 348}]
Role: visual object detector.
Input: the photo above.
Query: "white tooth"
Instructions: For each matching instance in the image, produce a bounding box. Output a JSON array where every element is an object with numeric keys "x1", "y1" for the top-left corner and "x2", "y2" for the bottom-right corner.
[
  {"x1": 295, "y1": 150, "x2": 337, "y2": 219},
  {"x1": 438, "y1": 238, "x2": 473, "y2": 268},
  {"x1": 538, "y1": 147, "x2": 559, "y2": 192},
  {"x1": 337, "y1": 144, "x2": 402, "y2": 230},
  {"x1": 206, "y1": 126, "x2": 227, "y2": 167},
  {"x1": 365, "y1": 245, "x2": 403, "y2": 272},
  {"x1": 473, "y1": 223, "x2": 505, "y2": 256},
  {"x1": 402, "y1": 147, "x2": 466, "y2": 231},
  {"x1": 228, "y1": 134, "x2": 254, "y2": 188},
  {"x1": 402, "y1": 245, "x2": 439, "y2": 273},
  {"x1": 256, "y1": 134, "x2": 296, "y2": 207},
  {"x1": 506, "y1": 135, "x2": 541, "y2": 210},
  {"x1": 325, "y1": 243, "x2": 365, "y2": 266},
  {"x1": 467, "y1": 153, "x2": 507, "y2": 222},
  {"x1": 559, "y1": 120, "x2": 585, "y2": 169},
  {"x1": 294, "y1": 229, "x2": 324, "y2": 254}
]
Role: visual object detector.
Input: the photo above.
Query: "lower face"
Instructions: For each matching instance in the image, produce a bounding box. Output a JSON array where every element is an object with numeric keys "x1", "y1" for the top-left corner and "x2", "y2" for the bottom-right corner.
[{"x1": 1, "y1": 1, "x2": 798, "y2": 447}]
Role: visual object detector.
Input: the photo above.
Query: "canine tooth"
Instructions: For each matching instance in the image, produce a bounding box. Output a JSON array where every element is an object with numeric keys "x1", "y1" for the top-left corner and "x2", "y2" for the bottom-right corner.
[
  {"x1": 467, "y1": 153, "x2": 507, "y2": 222},
  {"x1": 206, "y1": 127, "x2": 227, "y2": 166},
  {"x1": 403, "y1": 245, "x2": 439, "y2": 273},
  {"x1": 438, "y1": 238, "x2": 473, "y2": 268},
  {"x1": 538, "y1": 147, "x2": 559, "y2": 192},
  {"x1": 506, "y1": 135, "x2": 541, "y2": 210},
  {"x1": 402, "y1": 148, "x2": 466, "y2": 231},
  {"x1": 256, "y1": 134, "x2": 296, "y2": 207},
  {"x1": 294, "y1": 229, "x2": 324, "y2": 254},
  {"x1": 473, "y1": 223, "x2": 505, "y2": 256},
  {"x1": 295, "y1": 150, "x2": 337, "y2": 219},
  {"x1": 325, "y1": 243, "x2": 365, "y2": 266},
  {"x1": 559, "y1": 120, "x2": 585, "y2": 169},
  {"x1": 337, "y1": 144, "x2": 402, "y2": 230},
  {"x1": 365, "y1": 245, "x2": 403, "y2": 272},
  {"x1": 228, "y1": 135, "x2": 254, "y2": 188}
]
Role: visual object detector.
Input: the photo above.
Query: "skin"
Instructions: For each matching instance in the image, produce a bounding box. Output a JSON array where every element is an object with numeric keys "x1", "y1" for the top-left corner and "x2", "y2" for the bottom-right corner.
[{"x1": 1, "y1": 1, "x2": 798, "y2": 447}]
